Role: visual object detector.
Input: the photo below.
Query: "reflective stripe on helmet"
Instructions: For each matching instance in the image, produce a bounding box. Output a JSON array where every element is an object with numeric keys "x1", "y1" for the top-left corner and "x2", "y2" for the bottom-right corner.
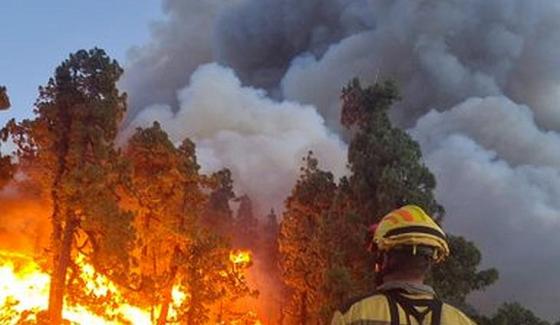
[{"x1": 384, "y1": 225, "x2": 447, "y2": 241}]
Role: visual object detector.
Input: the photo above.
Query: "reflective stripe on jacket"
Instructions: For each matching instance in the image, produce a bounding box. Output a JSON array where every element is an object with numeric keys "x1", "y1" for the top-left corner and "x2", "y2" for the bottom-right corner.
[{"x1": 330, "y1": 291, "x2": 476, "y2": 325}]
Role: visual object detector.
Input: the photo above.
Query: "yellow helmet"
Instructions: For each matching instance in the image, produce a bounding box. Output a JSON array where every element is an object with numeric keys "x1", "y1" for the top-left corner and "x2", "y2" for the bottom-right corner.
[{"x1": 373, "y1": 205, "x2": 449, "y2": 262}]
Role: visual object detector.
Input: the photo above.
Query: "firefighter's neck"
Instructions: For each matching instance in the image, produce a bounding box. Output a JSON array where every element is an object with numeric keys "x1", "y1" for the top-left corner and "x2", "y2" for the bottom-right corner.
[{"x1": 382, "y1": 272, "x2": 425, "y2": 285}]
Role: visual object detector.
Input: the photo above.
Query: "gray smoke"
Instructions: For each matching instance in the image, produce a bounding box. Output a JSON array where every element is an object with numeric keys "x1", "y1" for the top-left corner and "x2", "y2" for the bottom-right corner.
[
  {"x1": 121, "y1": 0, "x2": 240, "y2": 119},
  {"x1": 122, "y1": 0, "x2": 560, "y2": 319},
  {"x1": 411, "y1": 97, "x2": 560, "y2": 317}
]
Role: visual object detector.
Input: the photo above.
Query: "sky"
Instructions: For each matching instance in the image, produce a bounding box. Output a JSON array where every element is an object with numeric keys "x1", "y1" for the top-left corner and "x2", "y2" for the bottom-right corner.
[{"x1": 0, "y1": 1, "x2": 163, "y2": 126}]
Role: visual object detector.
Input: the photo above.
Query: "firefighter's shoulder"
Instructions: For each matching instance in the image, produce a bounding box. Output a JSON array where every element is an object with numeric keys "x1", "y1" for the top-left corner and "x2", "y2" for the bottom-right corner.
[
  {"x1": 331, "y1": 292, "x2": 390, "y2": 324},
  {"x1": 441, "y1": 303, "x2": 478, "y2": 325}
]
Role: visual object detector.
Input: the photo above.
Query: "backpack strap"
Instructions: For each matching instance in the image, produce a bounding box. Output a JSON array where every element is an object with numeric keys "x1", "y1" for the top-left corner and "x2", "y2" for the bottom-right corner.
[
  {"x1": 382, "y1": 290, "x2": 443, "y2": 325},
  {"x1": 429, "y1": 297, "x2": 442, "y2": 325},
  {"x1": 385, "y1": 292, "x2": 400, "y2": 325}
]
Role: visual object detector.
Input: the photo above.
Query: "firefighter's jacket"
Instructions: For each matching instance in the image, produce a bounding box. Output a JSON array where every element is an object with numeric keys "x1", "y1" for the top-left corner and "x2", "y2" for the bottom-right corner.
[{"x1": 330, "y1": 281, "x2": 476, "y2": 325}]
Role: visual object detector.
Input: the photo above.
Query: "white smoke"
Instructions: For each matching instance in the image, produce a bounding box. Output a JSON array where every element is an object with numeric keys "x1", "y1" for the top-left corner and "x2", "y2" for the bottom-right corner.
[
  {"x1": 122, "y1": 0, "x2": 560, "y2": 319},
  {"x1": 125, "y1": 63, "x2": 347, "y2": 215}
]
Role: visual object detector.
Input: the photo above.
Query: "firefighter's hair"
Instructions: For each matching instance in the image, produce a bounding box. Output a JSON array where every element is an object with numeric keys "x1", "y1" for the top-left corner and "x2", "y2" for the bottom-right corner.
[{"x1": 384, "y1": 246, "x2": 433, "y2": 278}]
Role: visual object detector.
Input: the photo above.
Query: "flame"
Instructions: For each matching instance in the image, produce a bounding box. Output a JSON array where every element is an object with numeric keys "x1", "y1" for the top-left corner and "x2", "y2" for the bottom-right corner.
[
  {"x1": 229, "y1": 250, "x2": 252, "y2": 266},
  {"x1": 0, "y1": 249, "x2": 263, "y2": 324},
  {"x1": 0, "y1": 251, "x2": 151, "y2": 324}
]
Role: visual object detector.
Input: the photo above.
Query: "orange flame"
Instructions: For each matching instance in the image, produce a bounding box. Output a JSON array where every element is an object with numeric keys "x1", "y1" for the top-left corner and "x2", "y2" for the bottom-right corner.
[
  {"x1": 229, "y1": 250, "x2": 252, "y2": 266},
  {"x1": 0, "y1": 249, "x2": 263, "y2": 324},
  {"x1": 0, "y1": 251, "x2": 152, "y2": 324}
]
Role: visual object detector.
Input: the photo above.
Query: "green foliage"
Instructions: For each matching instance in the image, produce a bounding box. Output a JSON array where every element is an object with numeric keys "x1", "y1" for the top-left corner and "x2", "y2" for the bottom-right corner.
[
  {"x1": 279, "y1": 78, "x2": 498, "y2": 323},
  {"x1": 431, "y1": 236, "x2": 499, "y2": 306},
  {"x1": 342, "y1": 78, "x2": 443, "y2": 223},
  {"x1": 478, "y1": 302, "x2": 551, "y2": 325},
  {"x1": 341, "y1": 79, "x2": 497, "y2": 309}
]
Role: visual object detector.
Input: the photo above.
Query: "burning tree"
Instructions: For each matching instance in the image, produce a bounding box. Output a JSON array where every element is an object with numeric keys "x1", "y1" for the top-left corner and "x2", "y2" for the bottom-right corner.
[
  {"x1": 126, "y1": 122, "x2": 256, "y2": 324},
  {"x1": 4, "y1": 48, "x2": 134, "y2": 324},
  {"x1": 126, "y1": 122, "x2": 196, "y2": 323},
  {"x1": 278, "y1": 152, "x2": 338, "y2": 324}
]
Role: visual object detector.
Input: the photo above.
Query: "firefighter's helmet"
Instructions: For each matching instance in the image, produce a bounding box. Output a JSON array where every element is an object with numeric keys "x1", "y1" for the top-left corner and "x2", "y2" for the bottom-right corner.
[{"x1": 372, "y1": 205, "x2": 449, "y2": 262}]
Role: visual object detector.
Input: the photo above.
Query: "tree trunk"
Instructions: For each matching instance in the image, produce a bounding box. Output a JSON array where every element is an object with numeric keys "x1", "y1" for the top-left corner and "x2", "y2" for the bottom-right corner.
[
  {"x1": 48, "y1": 216, "x2": 78, "y2": 324},
  {"x1": 157, "y1": 265, "x2": 178, "y2": 325},
  {"x1": 186, "y1": 283, "x2": 199, "y2": 325},
  {"x1": 300, "y1": 292, "x2": 308, "y2": 325},
  {"x1": 157, "y1": 288, "x2": 172, "y2": 325}
]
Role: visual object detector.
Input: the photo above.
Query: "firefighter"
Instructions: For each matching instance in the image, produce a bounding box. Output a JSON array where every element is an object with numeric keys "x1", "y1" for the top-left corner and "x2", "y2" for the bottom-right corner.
[{"x1": 331, "y1": 205, "x2": 476, "y2": 325}]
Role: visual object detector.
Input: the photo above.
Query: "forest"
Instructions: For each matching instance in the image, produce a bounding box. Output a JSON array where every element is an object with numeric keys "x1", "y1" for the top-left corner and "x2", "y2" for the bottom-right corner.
[{"x1": 0, "y1": 48, "x2": 555, "y2": 324}]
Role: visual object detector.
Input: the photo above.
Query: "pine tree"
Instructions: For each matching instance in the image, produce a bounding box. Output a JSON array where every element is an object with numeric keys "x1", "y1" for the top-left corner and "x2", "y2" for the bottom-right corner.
[
  {"x1": 341, "y1": 79, "x2": 498, "y2": 305},
  {"x1": 278, "y1": 152, "x2": 338, "y2": 324},
  {"x1": 342, "y1": 78, "x2": 443, "y2": 222},
  {"x1": 234, "y1": 194, "x2": 259, "y2": 248},
  {"x1": 126, "y1": 123, "x2": 255, "y2": 324},
  {"x1": 5, "y1": 49, "x2": 133, "y2": 324},
  {"x1": 431, "y1": 236, "x2": 498, "y2": 308},
  {"x1": 478, "y1": 302, "x2": 551, "y2": 325},
  {"x1": 278, "y1": 78, "x2": 499, "y2": 322},
  {"x1": 263, "y1": 208, "x2": 279, "y2": 267},
  {"x1": 126, "y1": 122, "x2": 196, "y2": 323},
  {"x1": 202, "y1": 168, "x2": 236, "y2": 236}
]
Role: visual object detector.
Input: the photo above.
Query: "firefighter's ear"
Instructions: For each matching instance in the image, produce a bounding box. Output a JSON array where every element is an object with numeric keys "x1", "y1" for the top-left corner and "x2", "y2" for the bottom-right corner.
[{"x1": 367, "y1": 241, "x2": 378, "y2": 253}]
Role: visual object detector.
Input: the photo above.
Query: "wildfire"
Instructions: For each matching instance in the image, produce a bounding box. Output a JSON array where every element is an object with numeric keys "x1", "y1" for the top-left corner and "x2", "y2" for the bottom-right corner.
[
  {"x1": 0, "y1": 249, "x2": 261, "y2": 324},
  {"x1": 229, "y1": 250, "x2": 252, "y2": 267},
  {"x1": 0, "y1": 250, "x2": 151, "y2": 324}
]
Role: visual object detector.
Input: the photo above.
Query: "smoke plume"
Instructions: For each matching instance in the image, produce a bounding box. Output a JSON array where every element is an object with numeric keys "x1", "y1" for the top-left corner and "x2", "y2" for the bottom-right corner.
[
  {"x1": 122, "y1": 0, "x2": 560, "y2": 319},
  {"x1": 123, "y1": 63, "x2": 347, "y2": 214}
]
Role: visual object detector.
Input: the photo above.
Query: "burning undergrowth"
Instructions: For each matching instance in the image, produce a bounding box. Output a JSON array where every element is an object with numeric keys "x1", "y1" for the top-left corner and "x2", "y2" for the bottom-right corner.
[{"x1": 0, "y1": 49, "x2": 265, "y2": 324}]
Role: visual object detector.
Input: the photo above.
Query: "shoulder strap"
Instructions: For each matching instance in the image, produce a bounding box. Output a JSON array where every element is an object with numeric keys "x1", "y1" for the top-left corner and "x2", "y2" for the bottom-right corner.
[
  {"x1": 382, "y1": 290, "x2": 443, "y2": 325},
  {"x1": 385, "y1": 292, "x2": 400, "y2": 325},
  {"x1": 429, "y1": 298, "x2": 442, "y2": 325}
]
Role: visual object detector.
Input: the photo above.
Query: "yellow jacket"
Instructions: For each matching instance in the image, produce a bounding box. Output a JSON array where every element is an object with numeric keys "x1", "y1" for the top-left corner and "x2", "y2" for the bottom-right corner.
[{"x1": 330, "y1": 283, "x2": 476, "y2": 325}]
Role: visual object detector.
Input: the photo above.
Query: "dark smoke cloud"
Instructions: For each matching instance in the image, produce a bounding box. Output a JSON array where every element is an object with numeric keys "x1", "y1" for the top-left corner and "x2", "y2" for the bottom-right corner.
[
  {"x1": 122, "y1": 0, "x2": 560, "y2": 319},
  {"x1": 214, "y1": 0, "x2": 374, "y2": 92},
  {"x1": 121, "y1": 0, "x2": 239, "y2": 120}
]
